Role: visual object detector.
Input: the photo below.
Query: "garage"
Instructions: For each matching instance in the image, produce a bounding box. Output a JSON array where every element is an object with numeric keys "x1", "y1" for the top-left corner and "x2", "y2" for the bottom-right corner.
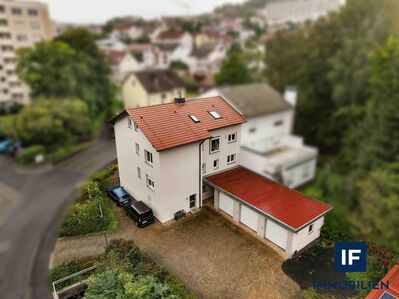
[
  {"x1": 240, "y1": 204, "x2": 258, "y2": 231},
  {"x1": 265, "y1": 219, "x2": 288, "y2": 250},
  {"x1": 219, "y1": 193, "x2": 234, "y2": 216},
  {"x1": 205, "y1": 167, "x2": 332, "y2": 255}
]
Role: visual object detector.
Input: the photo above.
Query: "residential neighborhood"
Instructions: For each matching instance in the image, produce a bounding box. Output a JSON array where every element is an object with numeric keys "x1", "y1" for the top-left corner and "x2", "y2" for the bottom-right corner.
[{"x1": 0, "y1": 0, "x2": 399, "y2": 299}]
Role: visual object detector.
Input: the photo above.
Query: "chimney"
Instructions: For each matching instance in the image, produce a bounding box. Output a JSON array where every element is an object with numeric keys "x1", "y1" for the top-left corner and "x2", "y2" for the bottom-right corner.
[
  {"x1": 284, "y1": 86, "x2": 298, "y2": 107},
  {"x1": 175, "y1": 90, "x2": 185, "y2": 104}
]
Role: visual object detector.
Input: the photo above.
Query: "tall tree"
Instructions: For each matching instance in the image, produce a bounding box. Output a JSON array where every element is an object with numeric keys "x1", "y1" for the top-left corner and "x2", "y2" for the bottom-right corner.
[{"x1": 215, "y1": 46, "x2": 252, "y2": 85}]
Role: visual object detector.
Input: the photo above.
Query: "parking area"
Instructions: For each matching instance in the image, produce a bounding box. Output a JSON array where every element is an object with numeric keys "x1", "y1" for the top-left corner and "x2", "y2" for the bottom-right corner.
[{"x1": 52, "y1": 206, "x2": 303, "y2": 299}]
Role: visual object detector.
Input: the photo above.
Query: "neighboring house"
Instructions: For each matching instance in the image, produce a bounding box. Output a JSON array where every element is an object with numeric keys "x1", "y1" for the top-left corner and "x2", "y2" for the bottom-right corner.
[
  {"x1": 155, "y1": 30, "x2": 193, "y2": 48},
  {"x1": 260, "y1": 0, "x2": 346, "y2": 32},
  {"x1": 96, "y1": 38, "x2": 126, "y2": 52},
  {"x1": 201, "y1": 83, "x2": 318, "y2": 188},
  {"x1": 110, "y1": 96, "x2": 332, "y2": 256},
  {"x1": 187, "y1": 43, "x2": 226, "y2": 75},
  {"x1": 110, "y1": 23, "x2": 143, "y2": 41},
  {"x1": 106, "y1": 50, "x2": 142, "y2": 84},
  {"x1": 122, "y1": 69, "x2": 185, "y2": 108},
  {"x1": 365, "y1": 264, "x2": 399, "y2": 299},
  {"x1": 154, "y1": 43, "x2": 190, "y2": 64},
  {"x1": 127, "y1": 44, "x2": 168, "y2": 69}
]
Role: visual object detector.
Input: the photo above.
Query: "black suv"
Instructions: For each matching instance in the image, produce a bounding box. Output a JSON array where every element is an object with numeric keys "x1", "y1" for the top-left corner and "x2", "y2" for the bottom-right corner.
[
  {"x1": 124, "y1": 201, "x2": 154, "y2": 228},
  {"x1": 106, "y1": 186, "x2": 132, "y2": 207}
]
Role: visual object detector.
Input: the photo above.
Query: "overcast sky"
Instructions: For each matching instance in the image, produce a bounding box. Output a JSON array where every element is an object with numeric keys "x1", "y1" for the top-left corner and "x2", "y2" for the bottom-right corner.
[{"x1": 42, "y1": 0, "x2": 246, "y2": 24}]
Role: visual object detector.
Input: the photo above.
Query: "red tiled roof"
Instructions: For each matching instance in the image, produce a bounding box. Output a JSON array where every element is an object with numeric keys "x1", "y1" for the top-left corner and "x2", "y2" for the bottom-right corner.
[
  {"x1": 157, "y1": 30, "x2": 186, "y2": 40},
  {"x1": 205, "y1": 167, "x2": 332, "y2": 230},
  {"x1": 106, "y1": 50, "x2": 128, "y2": 65},
  {"x1": 366, "y1": 265, "x2": 399, "y2": 299},
  {"x1": 123, "y1": 96, "x2": 246, "y2": 151}
]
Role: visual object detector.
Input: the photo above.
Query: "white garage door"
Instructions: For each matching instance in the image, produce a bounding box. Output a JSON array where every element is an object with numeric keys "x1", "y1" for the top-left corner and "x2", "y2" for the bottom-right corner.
[
  {"x1": 265, "y1": 219, "x2": 288, "y2": 250},
  {"x1": 219, "y1": 193, "x2": 234, "y2": 216},
  {"x1": 240, "y1": 205, "x2": 258, "y2": 231}
]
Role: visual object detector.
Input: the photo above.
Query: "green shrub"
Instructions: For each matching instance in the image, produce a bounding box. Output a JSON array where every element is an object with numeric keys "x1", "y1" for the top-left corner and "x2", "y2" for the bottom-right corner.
[
  {"x1": 59, "y1": 184, "x2": 117, "y2": 237},
  {"x1": 18, "y1": 145, "x2": 45, "y2": 165}
]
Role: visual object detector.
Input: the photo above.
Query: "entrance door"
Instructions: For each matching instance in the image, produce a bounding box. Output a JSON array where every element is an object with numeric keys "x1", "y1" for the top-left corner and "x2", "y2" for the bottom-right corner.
[{"x1": 189, "y1": 194, "x2": 196, "y2": 209}]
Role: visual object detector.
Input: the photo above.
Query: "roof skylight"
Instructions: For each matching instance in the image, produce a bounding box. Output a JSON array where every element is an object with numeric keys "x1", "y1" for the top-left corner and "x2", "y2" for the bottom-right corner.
[
  {"x1": 189, "y1": 115, "x2": 200, "y2": 123},
  {"x1": 209, "y1": 110, "x2": 222, "y2": 119}
]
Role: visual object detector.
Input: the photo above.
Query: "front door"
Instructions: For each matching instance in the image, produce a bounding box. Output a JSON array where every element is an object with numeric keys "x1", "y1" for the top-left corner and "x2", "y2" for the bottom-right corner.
[{"x1": 189, "y1": 194, "x2": 196, "y2": 209}]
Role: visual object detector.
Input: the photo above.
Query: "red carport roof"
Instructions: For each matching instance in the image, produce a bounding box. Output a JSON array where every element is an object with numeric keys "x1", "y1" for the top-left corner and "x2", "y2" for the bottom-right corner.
[
  {"x1": 117, "y1": 96, "x2": 246, "y2": 151},
  {"x1": 204, "y1": 167, "x2": 332, "y2": 231},
  {"x1": 365, "y1": 265, "x2": 399, "y2": 299}
]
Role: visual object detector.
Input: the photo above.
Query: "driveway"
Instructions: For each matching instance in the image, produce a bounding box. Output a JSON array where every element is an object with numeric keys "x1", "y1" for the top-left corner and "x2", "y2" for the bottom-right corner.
[
  {"x1": 52, "y1": 207, "x2": 303, "y2": 299},
  {"x1": 0, "y1": 135, "x2": 116, "y2": 299}
]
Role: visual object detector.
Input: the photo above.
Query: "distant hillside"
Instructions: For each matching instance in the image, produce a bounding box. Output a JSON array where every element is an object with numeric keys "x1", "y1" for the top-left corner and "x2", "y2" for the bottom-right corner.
[{"x1": 214, "y1": 0, "x2": 269, "y2": 18}]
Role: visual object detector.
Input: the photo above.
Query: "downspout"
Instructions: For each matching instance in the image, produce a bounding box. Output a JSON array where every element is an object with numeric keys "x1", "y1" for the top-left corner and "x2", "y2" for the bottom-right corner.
[{"x1": 199, "y1": 139, "x2": 205, "y2": 208}]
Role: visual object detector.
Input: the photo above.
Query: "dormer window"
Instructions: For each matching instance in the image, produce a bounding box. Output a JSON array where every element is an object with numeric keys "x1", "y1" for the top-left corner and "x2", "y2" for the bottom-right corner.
[
  {"x1": 209, "y1": 110, "x2": 222, "y2": 119},
  {"x1": 189, "y1": 115, "x2": 200, "y2": 123}
]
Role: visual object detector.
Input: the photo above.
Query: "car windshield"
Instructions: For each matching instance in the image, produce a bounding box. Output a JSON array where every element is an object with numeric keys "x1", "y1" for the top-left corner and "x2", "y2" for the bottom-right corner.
[{"x1": 114, "y1": 187, "x2": 127, "y2": 197}]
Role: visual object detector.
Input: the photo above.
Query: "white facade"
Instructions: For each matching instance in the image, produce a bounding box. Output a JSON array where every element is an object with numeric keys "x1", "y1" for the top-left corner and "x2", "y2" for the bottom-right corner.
[
  {"x1": 114, "y1": 115, "x2": 241, "y2": 223},
  {"x1": 211, "y1": 187, "x2": 325, "y2": 255},
  {"x1": 187, "y1": 43, "x2": 226, "y2": 74},
  {"x1": 111, "y1": 53, "x2": 142, "y2": 84}
]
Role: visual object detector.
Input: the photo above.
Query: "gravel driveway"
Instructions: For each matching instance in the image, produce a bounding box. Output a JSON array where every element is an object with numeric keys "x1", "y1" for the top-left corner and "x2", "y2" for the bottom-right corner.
[{"x1": 52, "y1": 207, "x2": 303, "y2": 299}]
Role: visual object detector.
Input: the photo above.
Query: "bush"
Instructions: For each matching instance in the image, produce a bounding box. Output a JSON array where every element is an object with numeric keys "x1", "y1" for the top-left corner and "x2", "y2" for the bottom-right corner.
[
  {"x1": 59, "y1": 184, "x2": 117, "y2": 237},
  {"x1": 18, "y1": 145, "x2": 45, "y2": 165}
]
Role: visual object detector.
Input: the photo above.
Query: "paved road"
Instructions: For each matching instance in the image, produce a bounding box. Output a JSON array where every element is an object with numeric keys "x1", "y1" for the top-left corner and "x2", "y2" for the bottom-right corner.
[{"x1": 0, "y1": 136, "x2": 116, "y2": 299}]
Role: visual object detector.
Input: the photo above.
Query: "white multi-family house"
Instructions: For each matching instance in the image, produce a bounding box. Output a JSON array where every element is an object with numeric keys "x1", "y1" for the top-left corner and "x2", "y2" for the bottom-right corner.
[
  {"x1": 110, "y1": 23, "x2": 143, "y2": 41},
  {"x1": 201, "y1": 83, "x2": 318, "y2": 188},
  {"x1": 110, "y1": 96, "x2": 332, "y2": 256},
  {"x1": 96, "y1": 38, "x2": 127, "y2": 52},
  {"x1": 127, "y1": 44, "x2": 169, "y2": 69},
  {"x1": 154, "y1": 43, "x2": 190, "y2": 64},
  {"x1": 154, "y1": 30, "x2": 193, "y2": 63}
]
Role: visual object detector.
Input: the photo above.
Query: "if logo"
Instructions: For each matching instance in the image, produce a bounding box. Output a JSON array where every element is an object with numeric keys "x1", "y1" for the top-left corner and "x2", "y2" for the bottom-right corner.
[{"x1": 335, "y1": 242, "x2": 366, "y2": 272}]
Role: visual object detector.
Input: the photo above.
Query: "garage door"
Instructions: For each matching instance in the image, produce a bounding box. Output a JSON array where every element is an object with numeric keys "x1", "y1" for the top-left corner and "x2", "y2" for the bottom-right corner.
[
  {"x1": 219, "y1": 193, "x2": 234, "y2": 216},
  {"x1": 265, "y1": 219, "x2": 288, "y2": 250},
  {"x1": 240, "y1": 205, "x2": 258, "y2": 231}
]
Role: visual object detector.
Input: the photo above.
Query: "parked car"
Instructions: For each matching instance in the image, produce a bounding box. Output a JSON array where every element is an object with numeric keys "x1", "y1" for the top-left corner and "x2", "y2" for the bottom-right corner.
[
  {"x1": 106, "y1": 186, "x2": 132, "y2": 207},
  {"x1": 0, "y1": 140, "x2": 13, "y2": 154},
  {"x1": 124, "y1": 201, "x2": 154, "y2": 228}
]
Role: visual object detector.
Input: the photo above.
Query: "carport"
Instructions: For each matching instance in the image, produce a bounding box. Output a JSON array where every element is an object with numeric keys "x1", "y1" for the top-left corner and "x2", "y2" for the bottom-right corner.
[{"x1": 204, "y1": 167, "x2": 332, "y2": 255}]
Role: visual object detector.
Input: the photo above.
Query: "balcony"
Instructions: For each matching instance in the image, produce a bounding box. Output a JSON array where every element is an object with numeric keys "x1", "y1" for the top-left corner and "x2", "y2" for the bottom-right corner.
[
  {"x1": 4, "y1": 63, "x2": 15, "y2": 71},
  {"x1": 8, "y1": 75, "x2": 19, "y2": 83},
  {"x1": 2, "y1": 51, "x2": 15, "y2": 59},
  {"x1": 0, "y1": 38, "x2": 12, "y2": 46},
  {"x1": 0, "y1": 26, "x2": 10, "y2": 33}
]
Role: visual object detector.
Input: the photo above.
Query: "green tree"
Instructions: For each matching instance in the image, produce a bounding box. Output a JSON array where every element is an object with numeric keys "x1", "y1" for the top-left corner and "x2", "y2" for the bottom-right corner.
[
  {"x1": 215, "y1": 47, "x2": 252, "y2": 85},
  {"x1": 14, "y1": 98, "x2": 91, "y2": 149}
]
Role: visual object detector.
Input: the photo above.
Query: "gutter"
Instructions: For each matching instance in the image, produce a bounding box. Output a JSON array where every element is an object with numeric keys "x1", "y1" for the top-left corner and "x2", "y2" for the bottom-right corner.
[{"x1": 198, "y1": 139, "x2": 205, "y2": 208}]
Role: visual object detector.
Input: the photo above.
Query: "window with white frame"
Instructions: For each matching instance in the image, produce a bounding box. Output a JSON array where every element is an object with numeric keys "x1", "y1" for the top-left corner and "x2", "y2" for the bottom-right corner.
[
  {"x1": 227, "y1": 154, "x2": 236, "y2": 164},
  {"x1": 308, "y1": 224, "x2": 314, "y2": 234},
  {"x1": 137, "y1": 167, "x2": 141, "y2": 178},
  {"x1": 134, "y1": 121, "x2": 139, "y2": 131},
  {"x1": 213, "y1": 159, "x2": 219, "y2": 169},
  {"x1": 210, "y1": 137, "x2": 220, "y2": 153},
  {"x1": 249, "y1": 127, "x2": 256, "y2": 133},
  {"x1": 135, "y1": 143, "x2": 140, "y2": 154},
  {"x1": 274, "y1": 120, "x2": 284, "y2": 126},
  {"x1": 202, "y1": 163, "x2": 206, "y2": 174},
  {"x1": 146, "y1": 175, "x2": 155, "y2": 190},
  {"x1": 189, "y1": 114, "x2": 200, "y2": 123},
  {"x1": 209, "y1": 110, "x2": 222, "y2": 119},
  {"x1": 228, "y1": 133, "x2": 237, "y2": 143},
  {"x1": 145, "y1": 150, "x2": 153, "y2": 165},
  {"x1": 128, "y1": 117, "x2": 132, "y2": 128}
]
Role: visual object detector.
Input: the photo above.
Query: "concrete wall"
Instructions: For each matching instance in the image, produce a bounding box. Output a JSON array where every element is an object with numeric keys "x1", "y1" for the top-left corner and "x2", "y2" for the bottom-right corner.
[
  {"x1": 241, "y1": 110, "x2": 294, "y2": 147},
  {"x1": 159, "y1": 142, "x2": 200, "y2": 222},
  {"x1": 202, "y1": 124, "x2": 241, "y2": 176},
  {"x1": 283, "y1": 158, "x2": 317, "y2": 188},
  {"x1": 291, "y1": 216, "x2": 324, "y2": 254}
]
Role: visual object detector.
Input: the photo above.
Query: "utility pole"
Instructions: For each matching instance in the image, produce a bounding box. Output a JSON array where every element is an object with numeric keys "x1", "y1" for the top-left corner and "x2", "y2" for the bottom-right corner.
[{"x1": 98, "y1": 203, "x2": 108, "y2": 247}]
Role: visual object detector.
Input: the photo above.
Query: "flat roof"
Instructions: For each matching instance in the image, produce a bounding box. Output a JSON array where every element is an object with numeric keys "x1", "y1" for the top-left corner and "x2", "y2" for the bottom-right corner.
[{"x1": 204, "y1": 167, "x2": 332, "y2": 231}]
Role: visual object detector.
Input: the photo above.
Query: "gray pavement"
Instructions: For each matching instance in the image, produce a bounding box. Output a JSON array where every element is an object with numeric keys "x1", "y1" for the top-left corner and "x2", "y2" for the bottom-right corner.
[{"x1": 0, "y1": 136, "x2": 116, "y2": 299}]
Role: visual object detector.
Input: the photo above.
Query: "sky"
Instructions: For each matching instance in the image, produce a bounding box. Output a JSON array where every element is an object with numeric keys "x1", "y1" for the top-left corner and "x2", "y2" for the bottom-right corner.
[{"x1": 42, "y1": 0, "x2": 246, "y2": 24}]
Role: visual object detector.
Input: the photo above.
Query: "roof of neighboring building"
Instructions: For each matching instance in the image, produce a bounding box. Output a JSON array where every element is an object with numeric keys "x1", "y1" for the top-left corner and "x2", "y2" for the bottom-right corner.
[
  {"x1": 113, "y1": 23, "x2": 133, "y2": 31},
  {"x1": 156, "y1": 30, "x2": 186, "y2": 40},
  {"x1": 130, "y1": 69, "x2": 184, "y2": 93},
  {"x1": 127, "y1": 44, "x2": 152, "y2": 52},
  {"x1": 110, "y1": 96, "x2": 246, "y2": 151},
  {"x1": 217, "y1": 83, "x2": 292, "y2": 118},
  {"x1": 204, "y1": 167, "x2": 332, "y2": 231},
  {"x1": 365, "y1": 265, "x2": 399, "y2": 299},
  {"x1": 154, "y1": 43, "x2": 180, "y2": 52},
  {"x1": 106, "y1": 50, "x2": 128, "y2": 65},
  {"x1": 191, "y1": 43, "x2": 218, "y2": 59}
]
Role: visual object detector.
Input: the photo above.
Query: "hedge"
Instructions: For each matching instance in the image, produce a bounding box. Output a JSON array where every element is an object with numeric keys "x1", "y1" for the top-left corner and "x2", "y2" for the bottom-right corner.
[{"x1": 18, "y1": 145, "x2": 45, "y2": 165}]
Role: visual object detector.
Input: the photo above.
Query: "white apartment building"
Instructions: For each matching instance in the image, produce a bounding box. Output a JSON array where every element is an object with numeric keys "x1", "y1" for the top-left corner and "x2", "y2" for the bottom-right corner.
[
  {"x1": 201, "y1": 83, "x2": 318, "y2": 188},
  {"x1": 111, "y1": 96, "x2": 332, "y2": 256},
  {"x1": 261, "y1": 0, "x2": 346, "y2": 31},
  {"x1": 0, "y1": 0, "x2": 52, "y2": 105}
]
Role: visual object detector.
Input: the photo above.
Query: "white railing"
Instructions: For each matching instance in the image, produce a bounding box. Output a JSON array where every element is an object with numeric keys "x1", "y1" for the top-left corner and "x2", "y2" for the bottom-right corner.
[{"x1": 52, "y1": 266, "x2": 96, "y2": 299}]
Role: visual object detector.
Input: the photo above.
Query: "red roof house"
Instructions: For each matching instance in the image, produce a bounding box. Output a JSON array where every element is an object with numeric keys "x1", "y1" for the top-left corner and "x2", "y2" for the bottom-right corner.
[{"x1": 366, "y1": 265, "x2": 399, "y2": 299}]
